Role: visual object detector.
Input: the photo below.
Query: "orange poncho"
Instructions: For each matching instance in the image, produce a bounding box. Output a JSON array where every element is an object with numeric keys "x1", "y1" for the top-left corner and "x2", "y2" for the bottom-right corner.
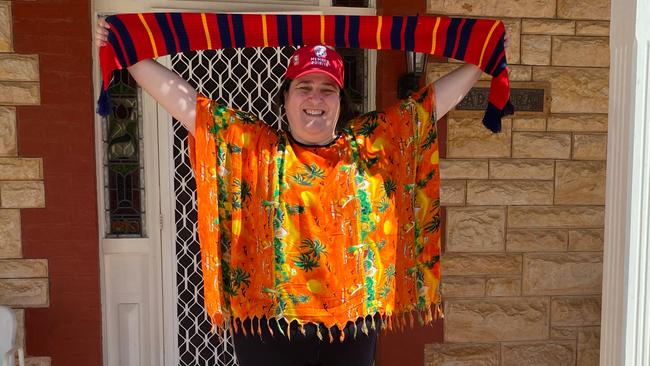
[{"x1": 189, "y1": 85, "x2": 441, "y2": 336}]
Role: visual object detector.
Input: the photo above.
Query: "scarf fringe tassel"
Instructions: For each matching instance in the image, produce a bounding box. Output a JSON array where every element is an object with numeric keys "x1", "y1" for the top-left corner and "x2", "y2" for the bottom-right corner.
[
  {"x1": 96, "y1": 88, "x2": 112, "y2": 117},
  {"x1": 483, "y1": 100, "x2": 515, "y2": 133}
]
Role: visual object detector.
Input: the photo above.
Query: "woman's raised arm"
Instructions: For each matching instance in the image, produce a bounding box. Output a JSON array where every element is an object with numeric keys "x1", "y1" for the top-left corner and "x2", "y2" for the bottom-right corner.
[
  {"x1": 432, "y1": 63, "x2": 482, "y2": 121},
  {"x1": 433, "y1": 32, "x2": 509, "y2": 122},
  {"x1": 95, "y1": 18, "x2": 197, "y2": 135}
]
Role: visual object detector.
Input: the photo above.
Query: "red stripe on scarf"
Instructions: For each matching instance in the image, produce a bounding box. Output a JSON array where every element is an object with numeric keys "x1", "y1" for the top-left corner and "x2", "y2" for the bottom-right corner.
[
  {"x1": 227, "y1": 15, "x2": 237, "y2": 48},
  {"x1": 180, "y1": 13, "x2": 206, "y2": 50},
  {"x1": 461, "y1": 19, "x2": 484, "y2": 65},
  {"x1": 489, "y1": 68, "x2": 510, "y2": 109},
  {"x1": 205, "y1": 13, "x2": 221, "y2": 49},
  {"x1": 301, "y1": 15, "x2": 320, "y2": 45},
  {"x1": 120, "y1": 14, "x2": 149, "y2": 61},
  {"x1": 241, "y1": 14, "x2": 262, "y2": 48},
  {"x1": 111, "y1": 20, "x2": 130, "y2": 67},
  {"x1": 434, "y1": 17, "x2": 451, "y2": 56},
  {"x1": 413, "y1": 16, "x2": 433, "y2": 53},
  {"x1": 285, "y1": 15, "x2": 292, "y2": 46},
  {"x1": 480, "y1": 24, "x2": 503, "y2": 70},
  {"x1": 265, "y1": 15, "x2": 279, "y2": 46},
  {"x1": 357, "y1": 15, "x2": 378, "y2": 49},
  {"x1": 324, "y1": 15, "x2": 338, "y2": 46},
  {"x1": 142, "y1": 13, "x2": 164, "y2": 55}
]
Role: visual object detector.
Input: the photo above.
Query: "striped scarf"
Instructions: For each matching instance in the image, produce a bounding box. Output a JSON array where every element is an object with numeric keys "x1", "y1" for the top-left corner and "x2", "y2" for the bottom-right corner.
[{"x1": 97, "y1": 13, "x2": 514, "y2": 132}]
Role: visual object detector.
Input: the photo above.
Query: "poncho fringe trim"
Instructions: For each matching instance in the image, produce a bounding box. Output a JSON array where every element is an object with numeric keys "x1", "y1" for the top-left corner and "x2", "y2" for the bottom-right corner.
[{"x1": 209, "y1": 302, "x2": 444, "y2": 343}]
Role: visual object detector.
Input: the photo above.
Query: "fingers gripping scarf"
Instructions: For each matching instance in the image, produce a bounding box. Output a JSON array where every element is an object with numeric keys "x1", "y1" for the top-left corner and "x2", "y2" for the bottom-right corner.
[{"x1": 97, "y1": 13, "x2": 514, "y2": 132}]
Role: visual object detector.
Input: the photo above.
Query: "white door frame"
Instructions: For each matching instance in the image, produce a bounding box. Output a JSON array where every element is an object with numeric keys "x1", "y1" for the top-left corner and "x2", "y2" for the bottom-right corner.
[{"x1": 93, "y1": 86, "x2": 165, "y2": 366}]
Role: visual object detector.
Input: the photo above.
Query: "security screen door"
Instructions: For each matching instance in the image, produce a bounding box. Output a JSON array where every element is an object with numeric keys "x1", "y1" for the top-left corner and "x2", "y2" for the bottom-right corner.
[{"x1": 169, "y1": 46, "x2": 368, "y2": 366}]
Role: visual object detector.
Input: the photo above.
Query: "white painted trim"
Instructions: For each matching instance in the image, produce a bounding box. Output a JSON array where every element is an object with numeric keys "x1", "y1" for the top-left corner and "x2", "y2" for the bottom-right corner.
[
  {"x1": 601, "y1": 0, "x2": 650, "y2": 364},
  {"x1": 151, "y1": 2, "x2": 375, "y2": 14},
  {"x1": 141, "y1": 88, "x2": 166, "y2": 366},
  {"x1": 95, "y1": 0, "x2": 376, "y2": 15},
  {"x1": 156, "y1": 55, "x2": 181, "y2": 366},
  {"x1": 93, "y1": 10, "x2": 165, "y2": 365},
  {"x1": 91, "y1": 13, "x2": 110, "y2": 366}
]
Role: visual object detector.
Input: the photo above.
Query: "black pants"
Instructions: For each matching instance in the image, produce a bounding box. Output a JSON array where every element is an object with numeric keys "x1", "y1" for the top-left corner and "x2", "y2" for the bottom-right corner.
[{"x1": 232, "y1": 316, "x2": 379, "y2": 366}]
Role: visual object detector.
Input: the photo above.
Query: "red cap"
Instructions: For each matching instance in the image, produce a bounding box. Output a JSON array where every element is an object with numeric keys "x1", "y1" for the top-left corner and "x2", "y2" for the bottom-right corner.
[{"x1": 284, "y1": 45, "x2": 344, "y2": 87}]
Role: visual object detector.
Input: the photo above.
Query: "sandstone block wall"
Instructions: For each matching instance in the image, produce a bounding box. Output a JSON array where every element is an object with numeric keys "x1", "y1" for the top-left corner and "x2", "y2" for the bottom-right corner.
[
  {"x1": 0, "y1": 2, "x2": 50, "y2": 365},
  {"x1": 426, "y1": 0, "x2": 608, "y2": 364}
]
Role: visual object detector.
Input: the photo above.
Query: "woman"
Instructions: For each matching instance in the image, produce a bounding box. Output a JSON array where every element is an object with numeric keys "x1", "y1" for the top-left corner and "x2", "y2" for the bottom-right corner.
[{"x1": 96, "y1": 17, "x2": 483, "y2": 366}]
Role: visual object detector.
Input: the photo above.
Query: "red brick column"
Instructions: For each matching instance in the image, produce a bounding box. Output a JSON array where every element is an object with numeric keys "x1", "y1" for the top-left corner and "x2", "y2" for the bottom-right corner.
[{"x1": 12, "y1": 1, "x2": 102, "y2": 365}]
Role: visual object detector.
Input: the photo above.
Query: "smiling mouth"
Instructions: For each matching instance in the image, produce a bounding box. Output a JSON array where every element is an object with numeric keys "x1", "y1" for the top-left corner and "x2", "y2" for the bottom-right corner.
[{"x1": 303, "y1": 109, "x2": 325, "y2": 117}]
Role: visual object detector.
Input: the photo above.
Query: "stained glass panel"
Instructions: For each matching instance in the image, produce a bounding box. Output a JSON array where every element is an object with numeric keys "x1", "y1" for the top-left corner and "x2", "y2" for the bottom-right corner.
[{"x1": 103, "y1": 69, "x2": 146, "y2": 238}]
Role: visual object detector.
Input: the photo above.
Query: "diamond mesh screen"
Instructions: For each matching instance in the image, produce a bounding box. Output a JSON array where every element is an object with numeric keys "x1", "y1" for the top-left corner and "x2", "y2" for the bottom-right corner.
[
  {"x1": 171, "y1": 47, "x2": 295, "y2": 366},
  {"x1": 170, "y1": 47, "x2": 367, "y2": 366}
]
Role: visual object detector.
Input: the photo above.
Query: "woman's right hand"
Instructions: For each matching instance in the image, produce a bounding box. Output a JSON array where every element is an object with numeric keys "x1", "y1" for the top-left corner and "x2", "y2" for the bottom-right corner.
[
  {"x1": 94, "y1": 16, "x2": 197, "y2": 135},
  {"x1": 95, "y1": 17, "x2": 110, "y2": 48}
]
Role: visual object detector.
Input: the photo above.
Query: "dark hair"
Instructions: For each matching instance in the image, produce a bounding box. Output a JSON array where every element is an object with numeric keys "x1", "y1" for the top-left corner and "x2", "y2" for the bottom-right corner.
[{"x1": 273, "y1": 78, "x2": 355, "y2": 135}]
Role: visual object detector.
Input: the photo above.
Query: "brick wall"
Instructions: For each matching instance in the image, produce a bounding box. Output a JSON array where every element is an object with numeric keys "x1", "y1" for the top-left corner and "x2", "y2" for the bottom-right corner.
[
  {"x1": 425, "y1": 0, "x2": 608, "y2": 365},
  {"x1": 1, "y1": 1, "x2": 101, "y2": 365},
  {"x1": 0, "y1": 2, "x2": 50, "y2": 365}
]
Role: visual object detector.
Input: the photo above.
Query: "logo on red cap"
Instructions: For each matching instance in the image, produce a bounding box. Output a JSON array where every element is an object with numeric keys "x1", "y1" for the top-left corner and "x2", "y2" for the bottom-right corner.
[
  {"x1": 314, "y1": 45, "x2": 327, "y2": 58},
  {"x1": 284, "y1": 45, "x2": 344, "y2": 87}
]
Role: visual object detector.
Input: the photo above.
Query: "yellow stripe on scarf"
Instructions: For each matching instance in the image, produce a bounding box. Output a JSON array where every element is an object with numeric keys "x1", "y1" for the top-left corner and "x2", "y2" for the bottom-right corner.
[
  {"x1": 430, "y1": 17, "x2": 441, "y2": 54},
  {"x1": 138, "y1": 13, "x2": 158, "y2": 58},
  {"x1": 201, "y1": 13, "x2": 213, "y2": 49},
  {"x1": 262, "y1": 15, "x2": 269, "y2": 47},
  {"x1": 479, "y1": 20, "x2": 500, "y2": 68},
  {"x1": 376, "y1": 16, "x2": 382, "y2": 49},
  {"x1": 320, "y1": 15, "x2": 326, "y2": 45}
]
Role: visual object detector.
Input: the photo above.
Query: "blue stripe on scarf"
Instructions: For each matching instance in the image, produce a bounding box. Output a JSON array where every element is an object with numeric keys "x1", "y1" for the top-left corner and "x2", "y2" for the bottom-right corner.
[
  {"x1": 348, "y1": 16, "x2": 360, "y2": 48},
  {"x1": 154, "y1": 13, "x2": 177, "y2": 54},
  {"x1": 335, "y1": 16, "x2": 346, "y2": 47},
  {"x1": 232, "y1": 14, "x2": 246, "y2": 48},
  {"x1": 391, "y1": 17, "x2": 403, "y2": 50},
  {"x1": 404, "y1": 16, "x2": 417, "y2": 51},
  {"x1": 494, "y1": 55, "x2": 507, "y2": 76},
  {"x1": 484, "y1": 34, "x2": 505, "y2": 76},
  {"x1": 170, "y1": 13, "x2": 190, "y2": 52},
  {"x1": 105, "y1": 24, "x2": 127, "y2": 68},
  {"x1": 110, "y1": 16, "x2": 138, "y2": 65},
  {"x1": 444, "y1": 18, "x2": 461, "y2": 58},
  {"x1": 277, "y1": 15, "x2": 289, "y2": 46},
  {"x1": 217, "y1": 14, "x2": 232, "y2": 48},
  {"x1": 291, "y1": 15, "x2": 303, "y2": 45},
  {"x1": 455, "y1": 18, "x2": 476, "y2": 60}
]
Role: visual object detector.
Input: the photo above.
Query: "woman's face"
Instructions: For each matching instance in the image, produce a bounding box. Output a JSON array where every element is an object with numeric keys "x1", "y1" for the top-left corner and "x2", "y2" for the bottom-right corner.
[{"x1": 284, "y1": 73, "x2": 341, "y2": 145}]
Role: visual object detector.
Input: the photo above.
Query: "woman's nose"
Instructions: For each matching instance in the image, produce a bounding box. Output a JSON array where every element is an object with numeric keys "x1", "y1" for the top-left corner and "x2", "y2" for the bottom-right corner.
[{"x1": 306, "y1": 90, "x2": 325, "y2": 101}]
